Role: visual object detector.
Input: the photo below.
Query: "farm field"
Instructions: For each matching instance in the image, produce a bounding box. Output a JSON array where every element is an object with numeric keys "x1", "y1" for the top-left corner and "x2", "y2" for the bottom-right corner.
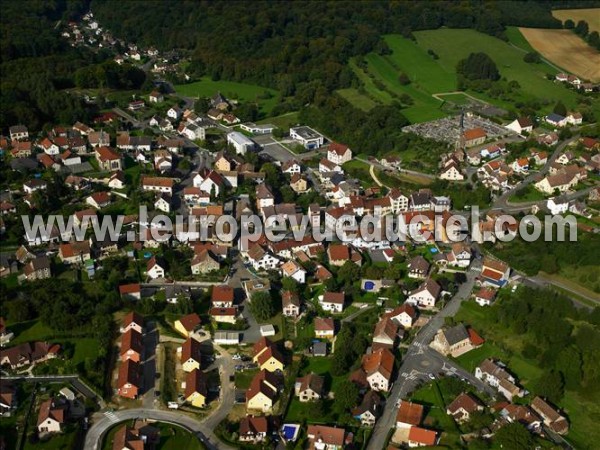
[
  {"x1": 174, "y1": 77, "x2": 279, "y2": 115},
  {"x1": 552, "y1": 8, "x2": 600, "y2": 33},
  {"x1": 519, "y1": 27, "x2": 600, "y2": 82},
  {"x1": 343, "y1": 29, "x2": 591, "y2": 123}
]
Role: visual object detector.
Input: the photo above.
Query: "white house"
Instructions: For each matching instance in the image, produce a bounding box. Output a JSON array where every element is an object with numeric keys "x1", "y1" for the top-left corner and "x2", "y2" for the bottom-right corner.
[
  {"x1": 227, "y1": 132, "x2": 255, "y2": 155},
  {"x1": 281, "y1": 261, "x2": 307, "y2": 284},
  {"x1": 180, "y1": 123, "x2": 205, "y2": 141},
  {"x1": 289, "y1": 126, "x2": 324, "y2": 149},
  {"x1": 406, "y1": 279, "x2": 441, "y2": 309},
  {"x1": 154, "y1": 193, "x2": 172, "y2": 213},
  {"x1": 505, "y1": 117, "x2": 533, "y2": 135},
  {"x1": 327, "y1": 142, "x2": 352, "y2": 165},
  {"x1": 247, "y1": 245, "x2": 280, "y2": 271},
  {"x1": 439, "y1": 162, "x2": 464, "y2": 181},
  {"x1": 546, "y1": 197, "x2": 569, "y2": 215},
  {"x1": 167, "y1": 106, "x2": 182, "y2": 120},
  {"x1": 545, "y1": 114, "x2": 567, "y2": 127},
  {"x1": 319, "y1": 292, "x2": 345, "y2": 313},
  {"x1": 146, "y1": 257, "x2": 165, "y2": 279},
  {"x1": 566, "y1": 112, "x2": 582, "y2": 125}
]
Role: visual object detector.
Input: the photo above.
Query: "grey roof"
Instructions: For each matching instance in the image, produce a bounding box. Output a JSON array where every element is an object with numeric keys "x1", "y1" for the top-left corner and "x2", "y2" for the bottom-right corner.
[
  {"x1": 443, "y1": 323, "x2": 470, "y2": 346},
  {"x1": 290, "y1": 126, "x2": 322, "y2": 140}
]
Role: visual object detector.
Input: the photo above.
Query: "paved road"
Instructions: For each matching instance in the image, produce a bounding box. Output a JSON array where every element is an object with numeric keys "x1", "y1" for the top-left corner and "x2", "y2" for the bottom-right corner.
[
  {"x1": 357, "y1": 157, "x2": 436, "y2": 180},
  {"x1": 524, "y1": 275, "x2": 600, "y2": 306},
  {"x1": 84, "y1": 408, "x2": 236, "y2": 450},
  {"x1": 85, "y1": 341, "x2": 235, "y2": 450},
  {"x1": 367, "y1": 261, "x2": 487, "y2": 450},
  {"x1": 492, "y1": 136, "x2": 578, "y2": 211}
]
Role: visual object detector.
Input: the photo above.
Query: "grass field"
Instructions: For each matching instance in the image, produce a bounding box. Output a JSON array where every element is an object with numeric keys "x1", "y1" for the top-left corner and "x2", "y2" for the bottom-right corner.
[
  {"x1": 552, "y1": 8, "x2": 600, "y2": 33},
  {"x1": 519, "y1": 27, "x2": 600, "y2": 82},
  {"x1": 174, "y1": 77, "x2": 279, "y2": 115},
  {"x1": 258, "y1": 111, "x2": 300, "y2": 129},
  {"x1": 343, "y1": 29, "x2": 590, "y2": 123},
  {"x1": 336, "y1": 88, "x2": 378, "y2": 111}
]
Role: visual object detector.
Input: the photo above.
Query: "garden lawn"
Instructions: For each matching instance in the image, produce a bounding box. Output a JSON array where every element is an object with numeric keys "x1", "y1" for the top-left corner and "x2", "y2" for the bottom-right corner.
[
  {"x1": 174, "y1": 77, "x2": 279, "y2": 115},
  {"x1": 156, "y1": 423, "x2": 207, "y2": 450}
]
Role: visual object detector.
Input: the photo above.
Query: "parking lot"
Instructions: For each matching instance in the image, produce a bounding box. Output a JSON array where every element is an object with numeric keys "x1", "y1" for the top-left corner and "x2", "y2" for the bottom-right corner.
[{"x1": 253, "y1": 133, "x2": 322, "y2": 163}]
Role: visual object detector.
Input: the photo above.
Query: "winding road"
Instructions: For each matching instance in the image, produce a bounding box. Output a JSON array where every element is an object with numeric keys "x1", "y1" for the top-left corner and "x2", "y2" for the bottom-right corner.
[{"x1": 84, "y1": 343, "x2": 235, "y2": 450}]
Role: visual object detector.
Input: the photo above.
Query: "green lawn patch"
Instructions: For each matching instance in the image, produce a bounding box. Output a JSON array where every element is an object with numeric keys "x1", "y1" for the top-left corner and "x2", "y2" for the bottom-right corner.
[
  {"x1": 509, "y1": 184, "x2": 546, "y2": 203},
  {"x1": 336, "y1": 88, "x2": 378, "y2": 111},
  {"x1": 10, "y1": 320, "x2": 56, "y2": 344},
  {"x1": 234, "y1": 368, "x2": 259, "y2": 390},
  {"x1": 174, "y1": 77, "x2": 279, "y2": 116},
  {"x1": 257, "y1": 111, "x2": 299, "y2": 129}
]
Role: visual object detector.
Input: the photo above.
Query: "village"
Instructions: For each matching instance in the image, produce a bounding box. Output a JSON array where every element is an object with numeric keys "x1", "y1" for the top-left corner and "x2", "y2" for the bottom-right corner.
[{"x1": 1, "y1": 6, "x2": 600, "y2": 450}]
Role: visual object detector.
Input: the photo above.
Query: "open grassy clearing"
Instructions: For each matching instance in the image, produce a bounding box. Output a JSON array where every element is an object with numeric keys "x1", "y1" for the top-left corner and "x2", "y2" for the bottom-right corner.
[
  {"x1": 257, "y1": 111, "x2": 300, "y2": 129},
  {"x1": 336, "y1": 88, "x2": 378, "y2": 111},
  {"x1": 519, "y1": 27, "x2": 600, "y2": 82},
  {"x1": 552, "y1": 8, "x2": 600, "y2": 33},
  {"x1": 348, "y1": 59, "x2": 394, "y2": 104},
  {"x1": 174, "y1": 77, "x2": 279, "y2": 115},
  {"x1": 344, "y1": 30, "x2": 593, "y2": 123},
  {"x1": 414, "y1": 29, "x2": 567, "y2": 101}
]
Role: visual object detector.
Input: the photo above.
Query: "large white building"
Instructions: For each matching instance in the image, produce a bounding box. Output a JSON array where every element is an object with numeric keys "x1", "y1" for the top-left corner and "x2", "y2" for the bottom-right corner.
[
  {"x1": 227, "y1": 132, "x2": 255, "y2": 155},
  {"x1": 289, "y1": 126, "x2": 324, "y2": 149}
]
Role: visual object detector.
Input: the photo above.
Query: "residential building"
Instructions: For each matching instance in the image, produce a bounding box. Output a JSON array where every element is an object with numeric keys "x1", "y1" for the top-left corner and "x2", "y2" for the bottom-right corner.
[
  {"x1": 246, "y1": 370, "x2": 279, "y2": 413},
  {"x1": 146, "y1": 256, "x2": 165, "y2": 279},
  {"x1": 141, "y1": 176, "x2": 174, "y2": 195},
  {"x1": 352, "y1": 391, "x2": 382, "y2": 427},
  {"x1": 407, "y1": 426, "x2": 438, "y2": 448},
  {"x1": 174, "y1": 313, "x2": 202, "y2": 338},
  {"x1": 407, "y1": 255, "x2": 430, "y2": 279},
  {"x1": 314, "y1": 317, "x2": 335, "y2": 339},
  {"x1": 475, "y1": 359, "x2": 524, "y2": 401},
  {"x1": 211, "y1": 285, "x2": 234, "y2": 308},
  {"x1": 95, "y1": 146, "x2": 122, "y2": 171},
  {"x1": 180, "y1": 337, "x2": 202, "y2": 372},
  {"x1": 239, "y1": 416, "x2": 268, "y2": 443},
  {"x1": 463, "y1": 128, "x2": 487, "y2": 147},
  {"x1": 406, "y1": 279, "x2": 441, "y2": 309},
  {"x1": 480, "y1": 257, "x2": 510, "y2": 287},
  {"x1": 430, "y1": 323, "x2": 484, "y2": 357},
  {"x1": 327, "y1": 142, "x2": 352, "y2": 165},
  {"x1": 295, "y1": 373, "x2": 325, "y2": 402},
  {"x1": 372, "y1": 316, "x2": 399, "y2": 350},
  {"x1": 37, "y1": 398, "x2": 67, "y2": 434},
  {"x1": 23, "y1": 256, "x2": 51, "y2": 281},
  {"x1": 531, "y1": 397, "x2": 569, "y2": 435},
  {"x1": 289, "y1": 126, "x2": 324, "y2": 149},
  {"x1": 505, "y1": 117, "x2": 533, "y2": 134},
  {"x1": 474, "y1": 287, "x2": 497, "y2": 306},
  {"x1": 545, "y1": 113, "x2": 567, "y2": 127},
  {"x1": 282, "y1": 291, "x2": 301, "y2": 318},
  {"x1": 120, "y1": 329, "x2": 143, "y2": 362},
  {"x1": 352, "y1": 348, "x2": 394, "y2": 392},
  {"x1": 121, "y1": 311, "x2": 144, "y2": 334},
  {"x1": 446, "y1": 393, "x2": 484, "y2": 423},
  {"x1": 117, "y1": 359, "x2": 141, "y2": 399},
  {"x1": 306, "y1": 425, "x2": 347, "y2": 450},
  {"x1": 319, "y1": 292, "x2": 345, "y2": 313},
  {"x1": 386, "y1": 304, "x2": 417, "y2": 329},
  {"x1": 185, "y1": 369, "x2": 208, "y2": 408},
  {"x1": 396, "y1": 401, "x2": 424, "y2": 429}
]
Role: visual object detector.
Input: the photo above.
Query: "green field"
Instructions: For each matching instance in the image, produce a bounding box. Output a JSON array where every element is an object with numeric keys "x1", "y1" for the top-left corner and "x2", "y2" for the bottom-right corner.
[
  {"x1": 174, "y1": 77, "x2": 279, "y2": 115},
  {"x1": 336, "y1": 88, "x2": 378, "y2": 111},
  {"x1": 343, "y1": 29, "x2": 593, "y2": 123}
]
